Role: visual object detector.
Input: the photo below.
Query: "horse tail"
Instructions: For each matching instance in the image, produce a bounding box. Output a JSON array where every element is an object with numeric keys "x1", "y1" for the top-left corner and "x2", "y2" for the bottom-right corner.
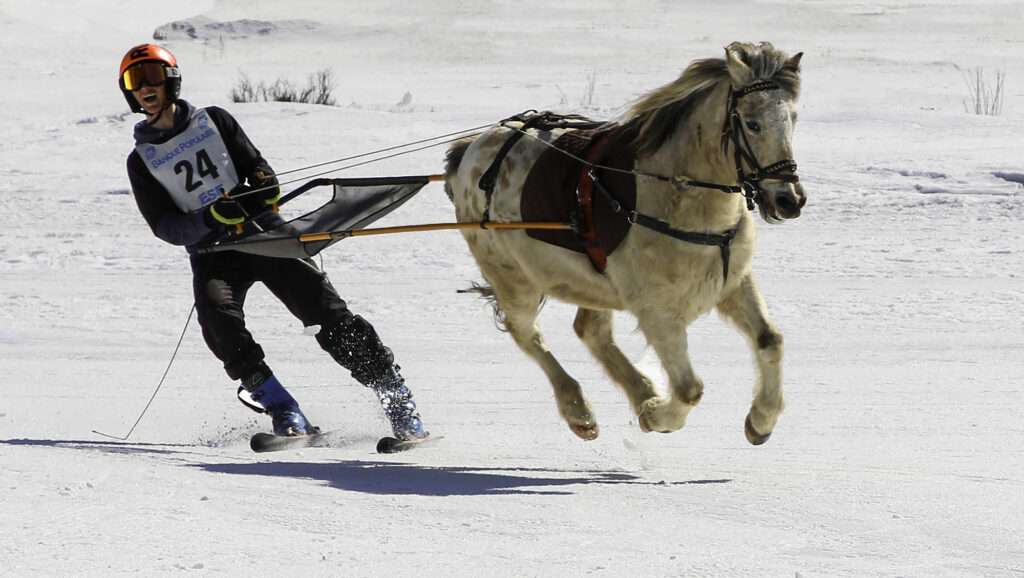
[
  {"x1": 460, "y1": 281, "x2": 506, "y2": 331},
  {"x1": 462, "y1": 282, "x2": 549, "y2": 333},
  {"x1": 444, "y1": 136, "x2": 476, "y2": 202}
]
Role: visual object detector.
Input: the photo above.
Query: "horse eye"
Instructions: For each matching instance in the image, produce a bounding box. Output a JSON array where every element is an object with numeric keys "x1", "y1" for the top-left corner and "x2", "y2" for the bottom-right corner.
[{"x1": 745, "y1": 120, "x2": 762, "y2": 133}]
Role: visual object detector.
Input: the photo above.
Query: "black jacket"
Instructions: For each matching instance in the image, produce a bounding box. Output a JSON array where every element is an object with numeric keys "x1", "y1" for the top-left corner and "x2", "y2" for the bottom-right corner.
[{"x1": 126, "y1": 100, "x2": 281, "y2": 250}]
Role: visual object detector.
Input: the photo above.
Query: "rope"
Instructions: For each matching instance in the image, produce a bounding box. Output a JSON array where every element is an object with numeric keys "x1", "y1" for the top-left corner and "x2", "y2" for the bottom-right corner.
[
  {"x1": 92, "y1": 304, "x2": 196, "y2": 441},
  {"x1": 224, "y1": 124, "x2": 490, "y2": 203},
  {"x1": 275, "y1": 132, "x2": 482, "y2": 188},
  {"x1": 272, "y1": 123, "x2": 492, "y2": 186}
]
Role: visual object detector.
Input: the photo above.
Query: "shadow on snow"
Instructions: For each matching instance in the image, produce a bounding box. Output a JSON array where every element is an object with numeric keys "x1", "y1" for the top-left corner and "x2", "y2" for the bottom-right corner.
[
  {"x1": 0, "y1": 438, "x2": 732, "y2": 496},
  {"x1": 194, "y1": 461, "x2": 732, "y2": 496},
  {"x1": 0, "y1": 437, "x2": 203, "y2": 457}
]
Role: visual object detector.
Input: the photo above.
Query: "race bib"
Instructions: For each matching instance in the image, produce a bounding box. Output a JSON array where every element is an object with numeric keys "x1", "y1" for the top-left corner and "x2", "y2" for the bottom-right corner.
[{"x1": 137, "y1": 108, "x2": 240, "y2": 213}]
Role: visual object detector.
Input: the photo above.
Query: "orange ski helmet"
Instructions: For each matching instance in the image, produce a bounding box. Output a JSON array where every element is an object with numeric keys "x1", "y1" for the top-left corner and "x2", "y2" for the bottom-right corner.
[{"x1": 118, "y1": 44, "x2": 181, "y2": 113}]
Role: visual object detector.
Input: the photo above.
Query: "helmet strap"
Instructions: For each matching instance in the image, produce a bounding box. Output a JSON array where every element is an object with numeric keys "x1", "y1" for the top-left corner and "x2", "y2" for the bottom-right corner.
[{"x1": 145, "y1": 101, "x2": 175, "y2": 127}]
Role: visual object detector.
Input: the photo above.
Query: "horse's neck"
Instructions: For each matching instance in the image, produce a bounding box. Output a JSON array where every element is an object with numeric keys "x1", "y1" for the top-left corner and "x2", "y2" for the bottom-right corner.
[{"x1": 636, "y1": 91, "x2": 745, "y2": 231}]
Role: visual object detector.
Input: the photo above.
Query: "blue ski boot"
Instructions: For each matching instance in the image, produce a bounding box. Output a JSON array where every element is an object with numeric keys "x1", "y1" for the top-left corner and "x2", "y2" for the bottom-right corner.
[
  {"x1": 240, "y1": 371, "x2": 319, "y2": 437},
  {"x1": 373, "y1": 374, "x2": 427, "y2": 441}
]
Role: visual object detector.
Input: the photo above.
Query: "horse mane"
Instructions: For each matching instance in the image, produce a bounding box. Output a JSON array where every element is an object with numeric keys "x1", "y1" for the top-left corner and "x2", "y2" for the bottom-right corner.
[{"x1": 620, "y1": 42, "x2": 801, "y2": 157}]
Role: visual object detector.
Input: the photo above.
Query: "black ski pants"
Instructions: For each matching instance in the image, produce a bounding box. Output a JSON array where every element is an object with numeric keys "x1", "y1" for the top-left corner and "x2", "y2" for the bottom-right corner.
[{"x1": 190, "y1": 250, "x2": 351, "y2": 381}]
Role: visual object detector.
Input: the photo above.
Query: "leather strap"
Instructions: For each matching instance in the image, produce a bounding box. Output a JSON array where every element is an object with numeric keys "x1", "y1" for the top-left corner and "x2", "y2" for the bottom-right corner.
[{"x1": 576, "y1": 133, "x2": 612, "y2": 272}]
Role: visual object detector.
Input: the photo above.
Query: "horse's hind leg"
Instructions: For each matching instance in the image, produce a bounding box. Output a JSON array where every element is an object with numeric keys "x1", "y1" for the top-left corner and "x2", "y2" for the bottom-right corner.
[
  {"x1": 500, "y1": 294, "x2": 599, "y2": 440},
  {"x1": 573, "y1": 308, "x2": 661, "y2": 418},
  {"x1": 465, "y1": 239, "x2": 598, "y2": 440},
  {"x1": 717, "y1": 273, "x2": 785, "y2": 445}
]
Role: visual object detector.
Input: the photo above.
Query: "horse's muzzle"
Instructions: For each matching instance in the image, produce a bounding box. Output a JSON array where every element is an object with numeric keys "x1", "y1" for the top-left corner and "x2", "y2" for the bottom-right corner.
[{"x1": 760, "y1": 182, "x2": 806, "y2": 223}]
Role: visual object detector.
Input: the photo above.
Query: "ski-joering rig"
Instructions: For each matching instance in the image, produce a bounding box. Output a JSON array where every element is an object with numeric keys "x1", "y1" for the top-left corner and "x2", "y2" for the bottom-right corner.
[{"x1": 106, "y1": 41, "x2": 806, "y2": 453}]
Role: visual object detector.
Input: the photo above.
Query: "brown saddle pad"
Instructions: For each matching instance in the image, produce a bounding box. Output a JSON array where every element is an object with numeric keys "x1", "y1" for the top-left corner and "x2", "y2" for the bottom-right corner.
[{"x1": 521, "y1": 128, "x2": 636, "y2": 258}]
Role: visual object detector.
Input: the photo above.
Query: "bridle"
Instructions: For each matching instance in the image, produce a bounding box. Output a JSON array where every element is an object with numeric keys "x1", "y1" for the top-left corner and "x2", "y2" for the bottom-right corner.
[{"x1": 718, "y1": 80, "x2": 800, "y2": 210}]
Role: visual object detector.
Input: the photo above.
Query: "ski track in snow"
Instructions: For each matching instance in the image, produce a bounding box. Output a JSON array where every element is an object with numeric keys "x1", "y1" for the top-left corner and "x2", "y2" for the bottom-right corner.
[{"x1": 1, "y1": 1, "x2": 1023, "y2": 576}]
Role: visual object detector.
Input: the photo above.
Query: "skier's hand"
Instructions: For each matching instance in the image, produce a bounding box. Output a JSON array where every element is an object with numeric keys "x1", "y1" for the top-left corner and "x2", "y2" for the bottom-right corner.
[
  {"x1": 203, "y1": 195, "x2": 248, "y2": 227},
  {"x1": 202, "y1": 178, "x2": 279, "y2": 228},
  {"x1": 243, "y1": 172, "x2": 281, "y2": 211}
]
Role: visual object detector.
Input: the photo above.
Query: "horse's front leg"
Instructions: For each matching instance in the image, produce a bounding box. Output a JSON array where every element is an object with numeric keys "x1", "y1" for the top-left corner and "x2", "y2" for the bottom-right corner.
[
  {"x1": 717, "y1": 273, "x2": 785, "y2": 445},
  {"x1": 634, "y1": 313, "x2": 703, "y2": 433},
  {"x1": 573, "y1": 308, "x2": 660, "y2": 416}
]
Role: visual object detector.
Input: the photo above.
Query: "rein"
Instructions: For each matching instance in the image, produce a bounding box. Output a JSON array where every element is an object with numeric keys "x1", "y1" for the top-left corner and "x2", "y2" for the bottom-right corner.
[{"x1": 219, "y1": 81, "x2": 798, "y2": 281}]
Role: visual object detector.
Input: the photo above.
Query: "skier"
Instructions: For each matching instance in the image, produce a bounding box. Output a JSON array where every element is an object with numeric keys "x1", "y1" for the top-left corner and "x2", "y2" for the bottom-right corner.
[{"x1": 120, "y1": 43, "x2": 427, "y2": 442}]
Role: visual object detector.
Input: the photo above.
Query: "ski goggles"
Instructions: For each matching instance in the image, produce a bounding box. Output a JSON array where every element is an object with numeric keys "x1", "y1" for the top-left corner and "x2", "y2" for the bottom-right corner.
[{"x1": 121, "y1": 62, "x2": 178, "y2": 91}]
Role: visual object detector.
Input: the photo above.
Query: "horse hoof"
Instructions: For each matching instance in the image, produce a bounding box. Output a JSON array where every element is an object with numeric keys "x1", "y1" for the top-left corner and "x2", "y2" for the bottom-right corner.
[
  {"x1": 571, "y1": 423, "x2": 599, "y2": 440},
  {"x1": 637, "y1": 415, "x2": 674, "y2": 434},
  {"x1": 744, "y1": 415, "x2": 772, "y2": 446}
]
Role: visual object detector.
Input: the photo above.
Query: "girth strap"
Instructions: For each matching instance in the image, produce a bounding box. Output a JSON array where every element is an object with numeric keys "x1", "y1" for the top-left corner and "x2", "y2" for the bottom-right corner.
[{"x1": 592, "y1": 178, "x2": 739, "y2": 282}]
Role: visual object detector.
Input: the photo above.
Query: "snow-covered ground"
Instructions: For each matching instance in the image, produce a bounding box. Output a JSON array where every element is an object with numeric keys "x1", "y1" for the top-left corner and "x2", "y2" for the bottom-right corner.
[{"x1": 2, "y1": 0, "x2": 1023, "y2": 575}]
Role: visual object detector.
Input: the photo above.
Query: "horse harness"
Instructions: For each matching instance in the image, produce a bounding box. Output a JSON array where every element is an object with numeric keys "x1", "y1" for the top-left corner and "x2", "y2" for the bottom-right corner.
[
  {"x1": 477, "y1": 110, "x2": 606, "y2": 224},
  {"x1": 477, "y1": 82, "x2": 799, "y2": 281}
]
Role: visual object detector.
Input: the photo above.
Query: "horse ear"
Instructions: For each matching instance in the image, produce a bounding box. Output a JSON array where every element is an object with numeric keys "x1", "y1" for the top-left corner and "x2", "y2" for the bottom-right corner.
[
  {"x1": 724, "y1": 46, "x2": 754, "y2": 86},
  {"x1": 784, "y1": 52, "x2": 804, "y2": 72}
]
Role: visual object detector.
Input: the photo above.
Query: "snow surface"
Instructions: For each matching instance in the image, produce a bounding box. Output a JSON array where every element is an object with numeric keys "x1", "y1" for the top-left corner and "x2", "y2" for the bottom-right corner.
[{"x1": 2, "y1": 0, "x2": 1023, "y2": 575}]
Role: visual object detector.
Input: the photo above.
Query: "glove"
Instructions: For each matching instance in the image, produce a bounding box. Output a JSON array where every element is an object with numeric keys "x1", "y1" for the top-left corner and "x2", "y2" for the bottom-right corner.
[
  {"x1": 203, "y1": 193, "x2": 248, "y2": 227},
  {"x1": 245, "y1": 172, "x2": 282, "y2": 208},
  {"x1": 203, "y1": 175, "x2": 281, "y2": 228}
]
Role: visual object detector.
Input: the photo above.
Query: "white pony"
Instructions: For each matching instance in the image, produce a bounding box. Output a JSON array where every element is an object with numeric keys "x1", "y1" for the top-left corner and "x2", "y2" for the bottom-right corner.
[{"x1": 445, "y1": 42, "x2": 805, "y2": 444}]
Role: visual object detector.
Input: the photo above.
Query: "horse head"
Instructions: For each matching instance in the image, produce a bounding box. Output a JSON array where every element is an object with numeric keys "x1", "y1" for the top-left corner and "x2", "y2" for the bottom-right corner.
[{"x1": 723, "y1": 42, "x2": 806, "y2": 223}]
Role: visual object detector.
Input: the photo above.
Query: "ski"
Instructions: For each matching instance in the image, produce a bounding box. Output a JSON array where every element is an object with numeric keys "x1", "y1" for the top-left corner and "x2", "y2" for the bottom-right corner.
[
  {"x1": 249, "y1": 430, "x2": 335, "y2": 453},
  {"x1": 376, "y1": 435, "x2": 439, "y2": 454},
  {"x1": 250, "y1": 431, "x2": 438, "y2": 454}
]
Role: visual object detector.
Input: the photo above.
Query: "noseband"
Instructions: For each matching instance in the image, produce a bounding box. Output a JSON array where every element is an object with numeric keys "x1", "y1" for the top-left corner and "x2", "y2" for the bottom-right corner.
[{"x1": 721, "y1": 81, "x2": 800, "y2": 209}]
